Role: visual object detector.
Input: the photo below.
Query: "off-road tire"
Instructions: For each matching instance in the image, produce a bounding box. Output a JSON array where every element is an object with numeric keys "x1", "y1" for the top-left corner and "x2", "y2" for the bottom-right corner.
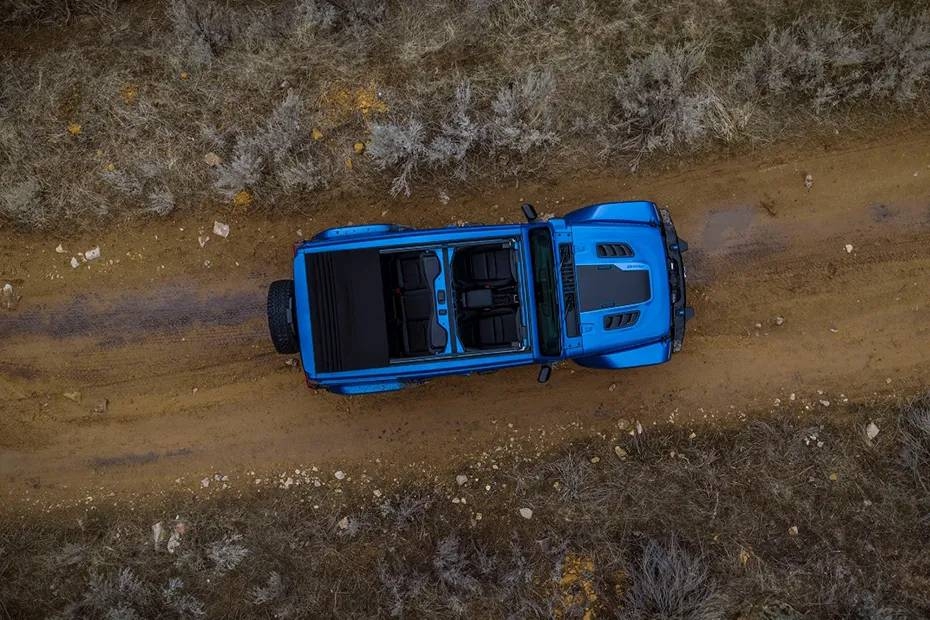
[{"x1": 267, "y1": 279, "x2": 299, "y2": 354}]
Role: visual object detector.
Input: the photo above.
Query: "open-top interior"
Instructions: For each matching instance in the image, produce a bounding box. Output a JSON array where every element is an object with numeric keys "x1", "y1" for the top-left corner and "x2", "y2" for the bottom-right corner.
[
  {"x1": 450, "y1": 243, "x2": 523, "y2": 350},
  {"x1": 381, "y1": 250, "x2": 448, "y2": 359}
]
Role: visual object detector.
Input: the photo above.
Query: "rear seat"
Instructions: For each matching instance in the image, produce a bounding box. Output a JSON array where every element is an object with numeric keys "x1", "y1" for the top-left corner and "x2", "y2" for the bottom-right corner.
[{"x1": 391, "y1": 252, "x2": 448, "y2": 356}]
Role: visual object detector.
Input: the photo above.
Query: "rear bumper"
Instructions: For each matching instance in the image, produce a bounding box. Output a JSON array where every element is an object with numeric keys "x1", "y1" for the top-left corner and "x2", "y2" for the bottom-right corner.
[{"x1": 659, "y1": 209, "x2": 693, "y2": 353}]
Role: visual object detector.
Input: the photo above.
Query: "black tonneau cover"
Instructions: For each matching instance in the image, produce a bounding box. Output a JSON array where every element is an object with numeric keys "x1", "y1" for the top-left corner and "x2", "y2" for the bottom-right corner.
[{"x1": 305, "y1": 250, "x2": 390, "y2": 373}]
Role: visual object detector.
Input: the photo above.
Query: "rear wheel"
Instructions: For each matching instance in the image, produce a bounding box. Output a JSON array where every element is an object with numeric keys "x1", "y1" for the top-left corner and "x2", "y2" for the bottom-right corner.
[{"x1": 267, "y1": 280, "x2": 299, "y2": 354}]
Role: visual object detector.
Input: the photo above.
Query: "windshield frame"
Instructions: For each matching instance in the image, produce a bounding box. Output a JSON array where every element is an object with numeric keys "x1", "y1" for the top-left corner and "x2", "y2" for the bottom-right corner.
[{"x1": 528, "y1": 225, "x2": 562, "y2": 357}]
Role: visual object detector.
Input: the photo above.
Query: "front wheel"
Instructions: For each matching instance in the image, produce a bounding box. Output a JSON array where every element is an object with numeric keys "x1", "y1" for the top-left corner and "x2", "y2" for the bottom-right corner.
[{"x1": 267, "y1": 279, "x2": 299, "y2": 354}]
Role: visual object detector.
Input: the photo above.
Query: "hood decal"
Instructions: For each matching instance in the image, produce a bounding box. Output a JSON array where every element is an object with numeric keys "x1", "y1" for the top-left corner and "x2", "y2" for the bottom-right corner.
[{"x1": 578, "y1": 265, "x2": 651, "y2": 312}]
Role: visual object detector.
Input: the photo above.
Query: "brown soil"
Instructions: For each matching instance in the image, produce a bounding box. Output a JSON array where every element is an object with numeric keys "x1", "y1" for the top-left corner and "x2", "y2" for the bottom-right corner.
[{"x1": 2, "y1": 129, "x2": 929, "y2": 511}]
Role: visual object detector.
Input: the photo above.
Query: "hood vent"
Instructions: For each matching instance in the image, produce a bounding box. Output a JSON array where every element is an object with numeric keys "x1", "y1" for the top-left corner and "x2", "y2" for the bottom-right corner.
[
  {"x1": 558, "y1": 243, "x2": 580, "y2": 338},
  {"x1": 603, "y1": 311, "x2": 640, "y2": 330},
  {"x1": 597, "y1": 243, "x2": 633, "y2": 258}
]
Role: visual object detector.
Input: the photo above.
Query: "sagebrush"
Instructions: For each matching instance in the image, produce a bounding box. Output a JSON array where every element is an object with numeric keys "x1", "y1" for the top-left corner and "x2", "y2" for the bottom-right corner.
[{"x1": 1, "y1": 1, "x2": 929, "y2": 228}]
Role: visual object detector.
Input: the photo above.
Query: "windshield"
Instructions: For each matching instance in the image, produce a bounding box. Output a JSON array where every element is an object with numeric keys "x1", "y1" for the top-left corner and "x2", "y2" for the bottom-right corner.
[{"x1": 528, "y1": 226, "x2": 561, "y2": 356}]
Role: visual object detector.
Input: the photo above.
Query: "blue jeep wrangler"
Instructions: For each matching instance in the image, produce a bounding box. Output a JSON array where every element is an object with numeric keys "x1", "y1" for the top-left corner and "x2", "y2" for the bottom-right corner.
[{"x1": 267, "y1": 201, "x2": 692, "y2": 395}]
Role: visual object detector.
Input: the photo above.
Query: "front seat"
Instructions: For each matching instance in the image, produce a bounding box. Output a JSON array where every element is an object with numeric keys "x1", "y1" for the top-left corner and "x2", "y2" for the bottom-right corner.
[
  {"x1": 461, "y1": 247, "x2": 516, "y2": 287},
  {"x1": 468, "y1": 309, "x2": 520, "y2": 349}
]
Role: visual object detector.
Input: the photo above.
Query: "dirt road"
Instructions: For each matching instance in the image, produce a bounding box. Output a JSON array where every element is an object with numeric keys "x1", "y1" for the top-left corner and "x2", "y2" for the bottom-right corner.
[{"x1": 2, "y1": 130, "x2": 929, "y2": 509}]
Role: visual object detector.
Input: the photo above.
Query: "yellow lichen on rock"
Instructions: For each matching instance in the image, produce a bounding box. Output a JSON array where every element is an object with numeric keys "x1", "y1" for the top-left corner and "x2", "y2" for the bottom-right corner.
[
  {"x1": 311, "y1": 127, "x2": 324, "y2": 140},
  {"x1": 121, "y1": 84, "x2": 138, "y2": 105},
  {"x1": 557, "y1": 553, "x2": 598, "y2": 620},
  {"x1": 67, "y1": 122, "x2": 82, "y2": 136},
  {"x1": 232, "y1": 189, "x2": 253, "y2": 208},
  {"x1": 353, "y1": 141, "x2": 366, "y2": 155},
  {"x1": 322, "y1": 85, "x2": 388, "y2": 124}
]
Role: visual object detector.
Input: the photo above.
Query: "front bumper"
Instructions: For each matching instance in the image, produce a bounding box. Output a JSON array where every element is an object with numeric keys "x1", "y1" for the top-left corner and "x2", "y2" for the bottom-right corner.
[{"x1": 659, "y1": 209, "x2": 693, "y2": 353}]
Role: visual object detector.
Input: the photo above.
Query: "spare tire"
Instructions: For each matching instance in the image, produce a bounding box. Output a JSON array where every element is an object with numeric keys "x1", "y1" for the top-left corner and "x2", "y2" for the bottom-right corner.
[{"x1": 267, "y1": 279, "x2": 299, "y2": 354}]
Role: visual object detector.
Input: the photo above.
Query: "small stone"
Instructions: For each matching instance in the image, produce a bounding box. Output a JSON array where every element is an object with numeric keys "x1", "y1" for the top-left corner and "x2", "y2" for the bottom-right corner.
[
  {"x1": 200, "y1": 477, "x2": 210, "y2": 488},
  {"x1": 63, "y1": 391, "x2": 81, "y2": 403},
  {"x1": 213, "y1": 221, "x2": 230, "y2": 238},
  {"x1": 334, "y1": 470, "x2": 346, "y2": 480},
  {"x1": 775, "y1": 316, "x2": 785, "y2": 326},
  {"x1": 55, "y1": 244, "x2": 66, "y2": 254},
  {"x1": 820, "y1": 400, "x2": 831, "y2": 407},
  {"x1": 1, "y1": 283, "x2": 16, "y2": 310},
  {"x1": 519, "y1": 507, "x2": 533, "y2": 519},
  {"x1": 844, "y1": 243, "x2": 854, "y2": 254},
  {"x1": 152, "y1": 522, "x2": 165, "y2": 549},
  {"x1": 70, "y1": 256, "x2": 80, "y2": 269},
  {"x1": 614, "y1": 446, "x2": 628, "y2": 460},
  {"x1": 754, "y1": 322, "x2": 763, "y2": 329},
  {"x1": 84, "y1": 246, "x2": 101, "y2": 261},
  {"x1": 337, "y1": 516, "x2": 349, "y2": 530},
  {"x1": 590, "y1": 456, "x2": 600, "y2": 464},
  {"x1": 203, "y1": 152, "x2": 222, "y2": 167},
  {"x1": 608, "y1": 383, "x2": 617, "y2": 392},
  {"x1": 198, "y1": 235, "x2": 209, "y2": 248},
  {"x1": 616, "y1": 418, "x2": 630, "y2": 430},
  {"x1": 373, "y1": 489, "x2": 382, "y2": 498},
  {"x1": 179, "y1": 71, "x2": 190, "y2": 80},
  {"x1": 92, "y1": 399, "x2": 109, "y2": 414},
  {"x1": 635, "y1": 420, "x2": 644, "y2": 435},
  {"x1": 865, "y1": 422, "x2": 880, "y2": 440},
  {"x1": 353, "y1": 141, "x2": 366, "y2": 154},
  {"x1": 804, "y1": 173, "x2": 813, "y2": 190},
  {"x1": 452, "y1": 497, "x2": 460, "y2": 504},
  {"x1": 829, "y1": 472, "x2": 838, "y2": 481},
  {"x1": 688, "y1": 432, "x2": 697, "y2": 439},
  {"x1": 788, "y1": 525, "x2": 799, "y2": 536},
  {"x1": 456, "y1": 474, "x2": 468, "y2": 486}
]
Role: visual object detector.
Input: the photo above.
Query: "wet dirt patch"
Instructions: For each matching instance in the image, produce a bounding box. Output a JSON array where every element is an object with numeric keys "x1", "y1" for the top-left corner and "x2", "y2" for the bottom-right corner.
[
  {"x1": 90, "y1": 447, "x2": 193, "y2": 469},
  {"x1": 2, "y1": 282, "x2": 262, "y2": 341}
]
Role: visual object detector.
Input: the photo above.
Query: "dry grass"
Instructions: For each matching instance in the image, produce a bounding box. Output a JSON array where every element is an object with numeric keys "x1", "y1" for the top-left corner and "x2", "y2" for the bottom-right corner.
[
  {"x1": 1, "y1": 0, "x2": 929, "y2": 229},
  {"x1": 1, "y1": 395, "x2": 929, "y2": 618}
]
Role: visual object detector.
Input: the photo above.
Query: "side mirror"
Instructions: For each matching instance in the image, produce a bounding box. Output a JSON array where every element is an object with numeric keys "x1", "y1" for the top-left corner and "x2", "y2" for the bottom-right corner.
[
  {"x1": 537, "y1": 364, "x2": 552, "y2": 384},
  {"x1": 521, "y1": 203, "x2": 538, "y2": 222}
]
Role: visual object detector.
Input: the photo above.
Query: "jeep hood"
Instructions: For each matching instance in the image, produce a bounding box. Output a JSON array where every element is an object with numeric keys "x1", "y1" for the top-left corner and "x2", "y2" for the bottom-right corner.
[{"x1": 565, "y1": 222, "x2": 672, "y2": 355}]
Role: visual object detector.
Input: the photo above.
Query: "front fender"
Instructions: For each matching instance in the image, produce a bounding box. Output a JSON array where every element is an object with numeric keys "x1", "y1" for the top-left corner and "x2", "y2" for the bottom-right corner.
[
  {"x1": 573, "y1": 340, "x2": 671, "y2": 369},
  {"x1": 563, "y1": 201, "x2": 660, "y2": 226}
]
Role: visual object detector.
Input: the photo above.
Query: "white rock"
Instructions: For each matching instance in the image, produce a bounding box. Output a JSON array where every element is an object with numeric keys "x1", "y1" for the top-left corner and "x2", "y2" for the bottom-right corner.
[
  {"x1": 804, "y1": 173, "x2": 813, "y2": 190},
  {"x1": 152, "y1": 522, "x2": 165, "y2": 549},
  {"x1": 198, "y1": 235, "x2": 209, "y2": 248},
  {"x1": 70, "y1": 256, "x2": 80, "y2": 269},
  {"x1": 519, "y1": 507, "x2": 533, "y2": 519},
  {"x1": 84, "y1": 246, "x2": 101, "y2": 261},
  {"x1": 213, "y1": 221, "x2": 230, "y2": 238},
  {"x1": 820, "y1": 400, "x2": 830, "y2": 407},
  {"x1": 334, "y1": 470, "x2": 346, "y2": 480},
  {"x1": 614, "y1": 446, "x2": 628, "y2": 460},
  {"x1": 200, "y1": 477, "x2": 210, "y2": 488},
  {"x1": 337, "y1": 516, "x2": 350, "y2": 530},
  {"x1": 866, "y1": 422, "x2": 880, "y2": 440},
  {"x1": 775, "y1": 316, "x2": 785, "y2": 326},
  {"x1": 844, "y1": 244, "x2": 854, "y2": 254},
  {"x1": 608, "y1": 383, "x2": 617, "y2": 392},
  {"x1": 55, "y1": 244, "x2": 66, "y2": 253},
  {"x1": 635, "y1": 420, "x2": 644, "y2": 435},
  {"x1": 373, "y1": 489, "x2": 382, "y2": 498},
  {"x1": 788, "y1": 525, "x2": 799, "y2": 536},
  {"x1": 456, "y1": 474, "x2": 468, "y2": 486},
  {"x1": 167, "y1": 530, "x2": 182, "y2": 553}
]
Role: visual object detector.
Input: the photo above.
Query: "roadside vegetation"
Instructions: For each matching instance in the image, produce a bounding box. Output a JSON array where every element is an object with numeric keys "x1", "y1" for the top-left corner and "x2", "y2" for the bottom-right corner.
[
  {"x1": 2, "y1": 0, "x2": 929, "y2": 229},
  {"x1": 2, "y1": 395, "x2": 929, "y2": 617}
]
